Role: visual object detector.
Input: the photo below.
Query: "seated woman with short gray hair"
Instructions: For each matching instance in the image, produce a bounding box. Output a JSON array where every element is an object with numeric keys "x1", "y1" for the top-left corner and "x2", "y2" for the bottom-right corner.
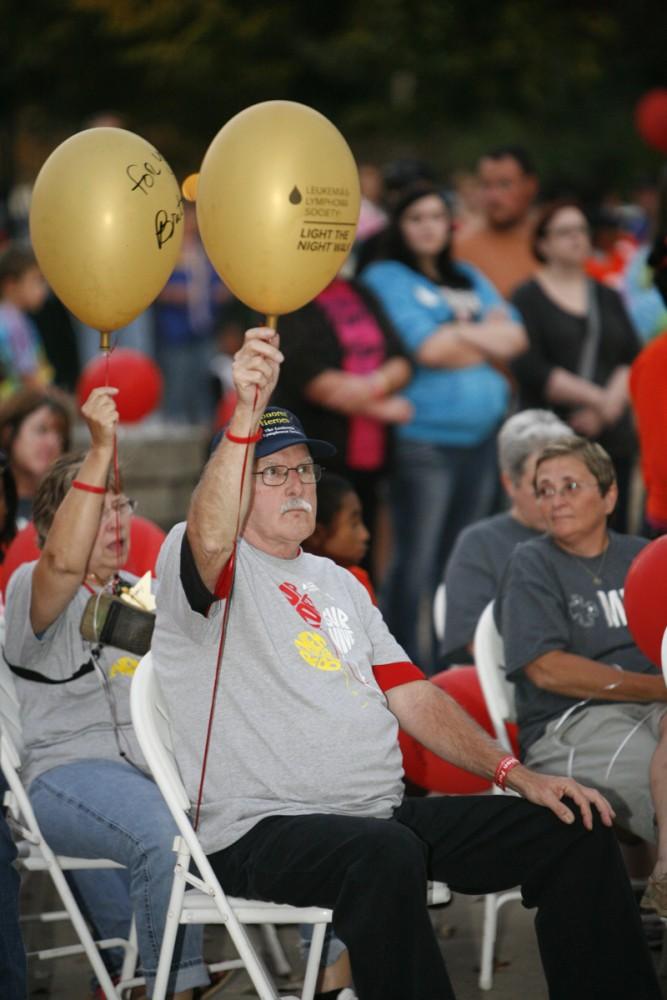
[{"x1": 496, "y1": 436, "x2": 667, "y2": 917}]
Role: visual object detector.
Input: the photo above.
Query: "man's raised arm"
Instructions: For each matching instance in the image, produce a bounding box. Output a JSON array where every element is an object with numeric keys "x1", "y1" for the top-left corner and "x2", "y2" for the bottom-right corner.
[{"x1": 186, "y1": 327, "x2": 283, "y2": 591}]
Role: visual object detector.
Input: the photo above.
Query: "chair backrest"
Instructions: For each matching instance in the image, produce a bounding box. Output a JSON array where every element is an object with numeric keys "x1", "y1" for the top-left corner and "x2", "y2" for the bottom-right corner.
[
  {"x1": 0, "y1": 642, "x2": 25, "y2": 761},
  {"x1": 0, "y1": 642, "x2": 28, "y2": 809},
  {"x1": 433, "y1": 583, "x2": 446, "y2": 643},
  {"x1": 0, "y1": 649, "x2": 51, "y2": 842},
  {"x1": 473, "y1": 601, "x2": 515, "y2": 754},
  {"x1": 130, "y1": 653, "x2": 226, "y2": 893}
]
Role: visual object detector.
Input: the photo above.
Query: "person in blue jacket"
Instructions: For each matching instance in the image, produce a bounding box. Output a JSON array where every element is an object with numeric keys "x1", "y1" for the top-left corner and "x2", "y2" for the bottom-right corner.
[{"x1": 360, "y1": 183, "x2": 527, "y2": 668}]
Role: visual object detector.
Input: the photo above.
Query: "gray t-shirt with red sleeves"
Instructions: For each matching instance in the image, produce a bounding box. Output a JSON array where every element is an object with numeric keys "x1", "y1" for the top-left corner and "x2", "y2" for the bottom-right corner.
[{"x1": 152, "y1": 524, "x2": 409, "y2": 854}]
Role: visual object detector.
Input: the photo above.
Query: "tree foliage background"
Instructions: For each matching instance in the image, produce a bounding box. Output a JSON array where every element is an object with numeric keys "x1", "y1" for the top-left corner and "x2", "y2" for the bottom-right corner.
[{"x1": 2, "y1": 0, "x2": 667, "y2": 198}]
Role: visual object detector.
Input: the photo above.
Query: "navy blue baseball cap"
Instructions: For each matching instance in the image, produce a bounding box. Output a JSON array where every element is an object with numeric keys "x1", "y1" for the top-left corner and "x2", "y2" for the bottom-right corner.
[
  {"x1": 255, "y1": 407, "x2": 336, "y2": 459},
  {"x1": 210, "y1": 406, "x2": 336, "y2": 459}
]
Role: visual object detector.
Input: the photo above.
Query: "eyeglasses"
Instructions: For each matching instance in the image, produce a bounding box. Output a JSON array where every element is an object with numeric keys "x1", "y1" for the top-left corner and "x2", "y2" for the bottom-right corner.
[
  {"x1": 101, "y1": 497, "x2": 137, "y2": 519},
  {"x1": 252, "y1": 463, "x2": 323, "y2": 487},
  {"x1": 545, "y1": 223, "x2": 590, "y2": 238},
  {"x1": 535, "y1": 481, "x2": 599, "y2": 501}
]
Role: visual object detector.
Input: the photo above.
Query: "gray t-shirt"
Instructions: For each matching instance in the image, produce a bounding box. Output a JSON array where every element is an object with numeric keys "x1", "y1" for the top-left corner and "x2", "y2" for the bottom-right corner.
[
  {"x1": 152, "y1": 525, "x2": 409, "y2": 854},
  {"x1": 442, "y1": 512, "x2": 539, "y2": 655},
  {"x1": 496, "y1": 531, "x2": 657, "y2": 754},
  {"x1": 4, "y1": 563, "x2": 147, "y2": 788}
]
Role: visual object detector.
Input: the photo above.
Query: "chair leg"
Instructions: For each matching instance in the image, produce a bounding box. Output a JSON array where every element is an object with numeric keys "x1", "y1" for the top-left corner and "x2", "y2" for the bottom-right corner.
[
  {"x1": 301, "y1": 921, "x2": 327, "y2": 1000},
  {"x1": 260, "y1": 923, "x2": 292, "y2": 977},
  {"x1": 221, "y1": 909, "x2": 281, "y2": 1000},
  {"x1": 479, "y1": 892, "x2": 498, "y2": 991},
  {"x1": 118, "y1": 916, "x2": 139, "y2": 989},
  {"x1": 152, "y1": 857, "x2": 188, "y2": 1000},
  {"x1": 46, "y1": 860, "x2": 122, "y2": 1000}
]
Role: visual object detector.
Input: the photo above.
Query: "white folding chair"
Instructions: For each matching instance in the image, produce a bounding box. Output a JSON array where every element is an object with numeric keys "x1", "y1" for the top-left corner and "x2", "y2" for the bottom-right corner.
[
  {"x1": 130, "y1": 652, "x2": 452, "y2": 1000},
  {"x1": 130, "y1": 651, "x2": 333, "y2": 1000},
  {"x1": 0, "y1": 654, "x2": 141, "y2": 1000},
  {"x1": 473, "y1": 601, "x2": 522, "y2": 991},
  {"x1": 433, "y1": 582, "x2": 446, "y2": 643}
]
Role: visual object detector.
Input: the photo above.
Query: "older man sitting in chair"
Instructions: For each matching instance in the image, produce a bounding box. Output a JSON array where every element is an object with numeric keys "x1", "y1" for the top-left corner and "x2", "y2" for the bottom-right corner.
[{"x1": 150, "y1": 330, "x2": 660, "y2": 1000}]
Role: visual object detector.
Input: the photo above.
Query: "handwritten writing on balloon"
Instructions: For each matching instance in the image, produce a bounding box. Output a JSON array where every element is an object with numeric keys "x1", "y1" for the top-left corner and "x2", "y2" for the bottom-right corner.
[
  {"x1": 155, "y1": 196, "x2": 185, "y2": 250},
  {"x1": 292, "y1": 184, "x2": 356, "y2": 254},
  {"x1": 126, "y1": 157, "x2": 163, "y2": 196}
]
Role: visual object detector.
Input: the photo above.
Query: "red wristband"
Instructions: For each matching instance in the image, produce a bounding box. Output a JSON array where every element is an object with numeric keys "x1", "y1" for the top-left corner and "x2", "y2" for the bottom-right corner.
[
  {"x1": 494, "y1": 755, "x2": 521, "y2": 791},
  {"x1": 225, "y1": 429, "x2": 262, "y2": 444},
  {"x1": 72, "y1": 480, "x2": 106, "y2": 495}
]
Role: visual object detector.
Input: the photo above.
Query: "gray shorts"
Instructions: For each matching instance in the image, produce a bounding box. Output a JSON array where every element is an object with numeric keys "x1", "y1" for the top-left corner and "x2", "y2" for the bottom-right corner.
[{"x1": 524, "y1": 702, "x2": 667, "y2": 844}]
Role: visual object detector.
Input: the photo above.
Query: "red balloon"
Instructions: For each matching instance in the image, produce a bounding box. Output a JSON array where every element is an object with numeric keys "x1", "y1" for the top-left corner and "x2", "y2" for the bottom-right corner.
[
  {"x1": 77, "y1": 349, "x2": 163, "y2": 423},
  {"x1": 398, "y1": 667, "x2": 519, "y2": 794},
  {"x1": 635, "y1": 89, "x2": 667, "y2": 154},
  {"x1": 624, "y1": 536, "x2": 667, "y2": 667}
]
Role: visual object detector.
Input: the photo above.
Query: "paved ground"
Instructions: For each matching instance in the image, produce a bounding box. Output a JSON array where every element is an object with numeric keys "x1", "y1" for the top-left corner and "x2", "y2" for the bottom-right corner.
[{"x1": 21, "y1": 870, "x2": 667, "y2": 1000}]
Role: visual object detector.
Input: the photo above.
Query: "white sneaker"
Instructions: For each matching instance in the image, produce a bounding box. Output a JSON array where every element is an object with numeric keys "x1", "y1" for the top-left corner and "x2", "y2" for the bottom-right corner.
[{"x1": 338, "y1": 990, "x2": 359, "y2": 1000}]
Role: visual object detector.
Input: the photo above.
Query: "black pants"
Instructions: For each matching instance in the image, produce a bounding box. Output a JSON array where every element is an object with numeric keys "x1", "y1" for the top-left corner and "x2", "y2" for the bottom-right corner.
[{"x1": 209, "y1": 794, "x2": 660, "y2": 1000}]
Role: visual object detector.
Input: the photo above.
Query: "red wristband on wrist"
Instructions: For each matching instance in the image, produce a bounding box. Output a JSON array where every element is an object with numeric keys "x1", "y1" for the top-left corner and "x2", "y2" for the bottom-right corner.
[
  {"x1": 72, "y1": 480, "x2": 106, "y2": 495},
  {"x1": 225, "y1": 429, "x2": 262, "y2": 444},
  {"x1": 494, "y1": 755, "x2": 521, "y2": 791}
]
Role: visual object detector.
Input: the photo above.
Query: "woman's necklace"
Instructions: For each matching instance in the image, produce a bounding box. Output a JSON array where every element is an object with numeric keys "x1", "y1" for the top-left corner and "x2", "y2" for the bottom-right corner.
[{"x1": 572, "y1": 541, "x2": 610, "y2": 586}]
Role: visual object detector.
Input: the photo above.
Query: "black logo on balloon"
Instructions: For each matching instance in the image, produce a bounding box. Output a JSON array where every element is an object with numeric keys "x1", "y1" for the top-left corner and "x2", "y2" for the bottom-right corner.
[{"x1": 289, "y1": 186, "x2": 303, "y2": 205}]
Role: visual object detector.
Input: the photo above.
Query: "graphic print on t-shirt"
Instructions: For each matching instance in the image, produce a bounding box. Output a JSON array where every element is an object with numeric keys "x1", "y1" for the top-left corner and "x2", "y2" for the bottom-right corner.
[
  {"x1": 295, "y1": 631, "x2": 341, "y2": 671},
  {"x1": 568, "y1": 588, "x2": 627, "y2": 630},
  {"x1": 109, "y1": 656, "x2": 140, "y2": 679},
  {"x1": 595, "y1": 588, "x2": 627, "y2": 628},
  {"x1": 568, "y1": 594, "x2": 599, "y2": 628},
  {"x1": 322, "y1": 606, "x2": 355, "y2": 654},
  {"x1": 278, "y1": 578, "x2": 371, "y2": 703},
  {"x1": 278, "y1": 581, "x2": 322, "y2": 626}
]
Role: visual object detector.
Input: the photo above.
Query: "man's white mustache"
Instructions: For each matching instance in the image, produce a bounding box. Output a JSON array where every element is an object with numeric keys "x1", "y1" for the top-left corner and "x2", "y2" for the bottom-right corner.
[{"x1": 280, "y1": 498, "x2": 313, "y2": 514}]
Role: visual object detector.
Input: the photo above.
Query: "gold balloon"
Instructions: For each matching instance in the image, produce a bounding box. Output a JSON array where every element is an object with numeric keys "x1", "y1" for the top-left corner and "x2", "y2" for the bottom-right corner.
[
  {"x1": 30, "y1": 128, "x2": 184, "y2": 332},
  {"x1": 196, "y1": 101, "x2": 361, "y2": 317}
]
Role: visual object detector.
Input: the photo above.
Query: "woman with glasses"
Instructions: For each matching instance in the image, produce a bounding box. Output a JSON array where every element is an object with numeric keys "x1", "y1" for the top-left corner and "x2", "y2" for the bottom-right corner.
[
  {"x1": 497, "y1": 436, "x2": 667, "y2": 916},
  {"x1": 510, "y1": 199, "x2": 641, "y2": 531},
  {"x1": 3, "y1": 387, "x2": 217, "y2": 998}
]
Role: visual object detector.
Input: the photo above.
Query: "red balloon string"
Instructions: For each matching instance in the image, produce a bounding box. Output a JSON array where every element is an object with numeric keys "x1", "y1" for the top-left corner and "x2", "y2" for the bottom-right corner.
[
  {"x1": 103, "y1": 345, "x2": 123, "y2": 583},
  {"x1": 193, "y1": 385, "x2": 259, "y2": 831}
]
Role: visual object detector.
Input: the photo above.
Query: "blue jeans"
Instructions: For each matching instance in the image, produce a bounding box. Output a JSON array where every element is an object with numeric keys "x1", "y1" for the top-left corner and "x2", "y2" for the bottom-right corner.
[
  {"x1": 381, "y1": 434, "x2": 499, "y2": 670},
  {"x1": 0, "y1": 802, "x2": 26, "y2": 1000},
  {"x1": 299, "y1": 923, "x2": 347, "y2": 968},
  {"x1": 29, "y1": 759, "x2": 208, "y2": 996}
]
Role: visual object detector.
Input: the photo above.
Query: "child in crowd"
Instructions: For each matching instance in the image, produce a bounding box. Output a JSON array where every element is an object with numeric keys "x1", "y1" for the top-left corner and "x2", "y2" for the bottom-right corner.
[
  {"x1": 303, "y1": 472, "x2": 375, "y2": 603},
  {"x1": 0, "y1": 245, "x2": 51, "y2": 397}
]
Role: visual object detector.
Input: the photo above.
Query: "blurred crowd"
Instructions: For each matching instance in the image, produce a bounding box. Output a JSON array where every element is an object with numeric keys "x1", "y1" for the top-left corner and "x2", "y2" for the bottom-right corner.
[
  {"x1": 4, "y1": 138, "x2": 667, "y2": 1000},
  {"x1": 1, "y1": 143, "x2": 667, "y2": 674}
]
